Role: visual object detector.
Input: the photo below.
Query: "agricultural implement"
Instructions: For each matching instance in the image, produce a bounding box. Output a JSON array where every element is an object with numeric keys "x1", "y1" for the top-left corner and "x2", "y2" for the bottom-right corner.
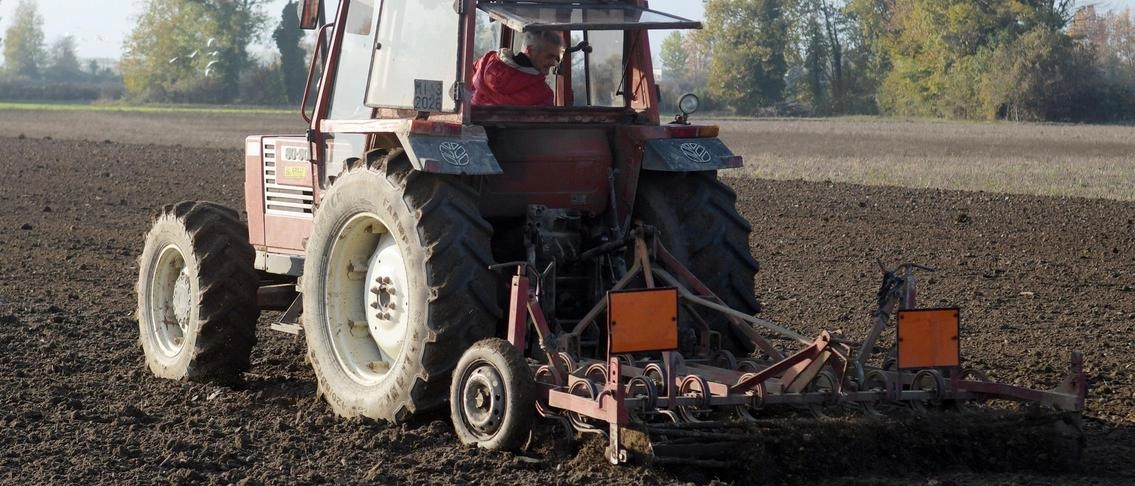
[
  {"x1": 496, "y1": 226, "x2": 1086, "y2": 464},
  {"x1": 135, "y1": 0, "x2": 1086, "y2": 467}
]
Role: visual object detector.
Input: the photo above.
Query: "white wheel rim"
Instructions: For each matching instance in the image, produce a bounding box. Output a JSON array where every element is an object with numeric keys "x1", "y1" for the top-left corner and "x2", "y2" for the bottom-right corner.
[
  {"x1": 325, "y1": 213, "x2": 410, "y2": 386},
  {"x1": 149, "y1": 244, "x2": 190, "y2": 358}
]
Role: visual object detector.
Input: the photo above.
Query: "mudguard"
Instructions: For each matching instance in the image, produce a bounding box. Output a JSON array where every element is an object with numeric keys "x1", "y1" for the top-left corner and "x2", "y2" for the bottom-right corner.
[
  {"x1": 642, "y1": 137, "x2": 743, "y2": 172},
  {"x1": 399, "y1": 133, "x2": 503, "y2": 175}
]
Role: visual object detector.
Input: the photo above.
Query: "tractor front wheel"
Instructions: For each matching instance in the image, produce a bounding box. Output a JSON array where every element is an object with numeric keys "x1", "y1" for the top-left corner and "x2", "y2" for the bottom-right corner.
[{"x1": 136, "y1": 201, "x2": 259, "y2": 382}]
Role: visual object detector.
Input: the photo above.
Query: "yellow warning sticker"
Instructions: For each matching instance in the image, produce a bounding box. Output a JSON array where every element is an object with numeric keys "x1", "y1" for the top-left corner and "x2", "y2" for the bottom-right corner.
[{"x1": 284, "y1": 166, "x2": 307, "y2": 179}]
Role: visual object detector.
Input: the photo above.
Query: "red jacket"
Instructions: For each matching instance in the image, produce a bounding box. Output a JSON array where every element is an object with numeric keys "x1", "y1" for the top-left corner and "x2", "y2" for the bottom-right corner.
[{"x1": 471, "y1": 49, "x2": 554, "y2": 106}]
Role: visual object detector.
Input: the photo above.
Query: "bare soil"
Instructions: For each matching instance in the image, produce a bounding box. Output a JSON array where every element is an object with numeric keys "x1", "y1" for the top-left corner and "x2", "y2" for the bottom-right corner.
[{"x1": 0, "y1": 111, "x2": 1132, "y2": 485}]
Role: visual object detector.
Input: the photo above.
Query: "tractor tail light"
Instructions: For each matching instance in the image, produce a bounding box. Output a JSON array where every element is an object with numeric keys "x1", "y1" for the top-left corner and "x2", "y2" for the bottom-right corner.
[
  {"x1": 409, "y1": 120, "x2": 463, "y2": 137},
  {"x1": 667, "y1": 125, "x2": 719, "y2": 138}
]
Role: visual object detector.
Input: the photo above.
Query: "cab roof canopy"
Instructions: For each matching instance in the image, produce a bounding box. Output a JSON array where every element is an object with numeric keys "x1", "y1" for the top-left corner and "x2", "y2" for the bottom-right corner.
[{"x1": 477, "y1": 0, "x2": 702, "y2": 32}]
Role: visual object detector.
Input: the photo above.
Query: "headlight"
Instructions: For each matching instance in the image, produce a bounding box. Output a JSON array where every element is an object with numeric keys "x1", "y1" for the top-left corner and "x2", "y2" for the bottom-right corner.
[{"x1": 678, "y1": 93, "x2": 700, "y2": 116}]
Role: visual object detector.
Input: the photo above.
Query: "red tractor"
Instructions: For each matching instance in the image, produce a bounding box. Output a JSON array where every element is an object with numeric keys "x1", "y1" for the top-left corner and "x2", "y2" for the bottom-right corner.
[{"x1": 137, "y1": 0, "x2": 1085, "y2": 464}]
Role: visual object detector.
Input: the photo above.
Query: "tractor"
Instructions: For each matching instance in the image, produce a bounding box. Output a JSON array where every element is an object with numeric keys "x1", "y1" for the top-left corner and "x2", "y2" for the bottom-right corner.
[{"x1": 136, "y1": 0, "x2": 1086, "y2": 465}]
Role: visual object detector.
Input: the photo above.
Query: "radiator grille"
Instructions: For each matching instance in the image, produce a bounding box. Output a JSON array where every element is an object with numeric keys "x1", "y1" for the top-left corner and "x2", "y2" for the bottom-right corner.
[{"x1": 263, "y1": 142, "x2": 314, "y2": 217}]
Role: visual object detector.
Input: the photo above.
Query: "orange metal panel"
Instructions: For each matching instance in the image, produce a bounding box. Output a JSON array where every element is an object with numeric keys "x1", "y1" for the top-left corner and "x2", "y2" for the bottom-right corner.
[
  {"x1": 897, "y1": 308, "x2": 961, "y2": 369},
  {"x1": 607, "y1": 288, "x2": 678, "y2": 354}
]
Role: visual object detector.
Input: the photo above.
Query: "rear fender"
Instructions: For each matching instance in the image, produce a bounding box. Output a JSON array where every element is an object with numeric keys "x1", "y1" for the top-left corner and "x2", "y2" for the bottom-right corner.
[
  {"x1": 318, "y1": 119, "x2": 503, "y2": 175},
  {"x1": 642, "y1": 137, "x2": 743, "y2": 172},
  {"x1": 399, "y1": 132, "x2": 502, "y2": 175}
]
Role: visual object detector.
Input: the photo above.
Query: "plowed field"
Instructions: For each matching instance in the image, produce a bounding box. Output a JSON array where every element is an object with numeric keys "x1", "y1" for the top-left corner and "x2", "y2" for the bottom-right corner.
[{"x1": 0, "y1": 111, "x2": 1132, "y2": 485}]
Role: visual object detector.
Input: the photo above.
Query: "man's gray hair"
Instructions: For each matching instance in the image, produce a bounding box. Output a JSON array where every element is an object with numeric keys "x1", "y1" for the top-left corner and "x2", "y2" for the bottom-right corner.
[{"x1": 524, "y1": 31, "x2": 565, "y2": 50}]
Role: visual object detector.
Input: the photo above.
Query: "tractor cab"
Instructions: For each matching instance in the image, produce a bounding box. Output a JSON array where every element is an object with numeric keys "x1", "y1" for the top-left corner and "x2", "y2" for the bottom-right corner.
[{"x1": 296, "y1": 0, "x2": 737, "y2": 231}]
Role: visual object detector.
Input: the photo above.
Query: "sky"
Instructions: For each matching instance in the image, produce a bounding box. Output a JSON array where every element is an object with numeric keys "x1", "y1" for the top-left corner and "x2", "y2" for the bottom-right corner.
[
  {"x1": 0, "y1": 0, "x2": 1131, "y2": 61},
  {"x1": 0, "y1": 0, "x2": 703, "y2": 61}
]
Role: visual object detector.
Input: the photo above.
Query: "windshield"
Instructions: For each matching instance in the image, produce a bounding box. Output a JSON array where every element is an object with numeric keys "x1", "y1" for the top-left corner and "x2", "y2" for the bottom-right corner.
[
  {"x1": 472, "y1": 2, "x2": 678, "y2": 116},
  {"x1": 571, "y1": 30, "x2": 625, "y2": 107}
]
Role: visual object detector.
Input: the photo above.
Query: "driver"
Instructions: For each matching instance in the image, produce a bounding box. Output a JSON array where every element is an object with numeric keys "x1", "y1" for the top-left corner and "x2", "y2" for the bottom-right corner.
[{"x1": 471, "y1": 31, "x2": 564, "y2": 106}]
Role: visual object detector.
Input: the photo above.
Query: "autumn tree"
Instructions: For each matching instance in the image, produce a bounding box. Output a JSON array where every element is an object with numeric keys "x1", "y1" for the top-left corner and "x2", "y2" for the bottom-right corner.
[
  {"x1": 660, "y1": 31, "x2": 706, "y2": 108},
  {"x1": 660, "y1": 31, "x2": 688, "y2": 84},
  {"x1": 1072, "y1": 7, "x2": 1135, "y2": 87},
  {"x1": 121, "y1": 0, "x2": 268, "y2": 103},
  {"x1": 980, "y1": 26, "x2": 1099, "y2": 121},
  {"x1": 3, "y1": 0, "x2": 46, "y2": 78},
  {"x1": 874, "y1": 0, "x2": 1081, "y2": 119},
  {"x1": 704, "y1": 0, "x2": 789, "y2": 113}
]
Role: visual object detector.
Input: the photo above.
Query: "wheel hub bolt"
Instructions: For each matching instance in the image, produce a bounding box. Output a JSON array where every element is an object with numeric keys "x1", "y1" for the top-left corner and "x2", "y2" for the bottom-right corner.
[{"x1": 474, "y1": 389, "x2": 488, "y2": 409}]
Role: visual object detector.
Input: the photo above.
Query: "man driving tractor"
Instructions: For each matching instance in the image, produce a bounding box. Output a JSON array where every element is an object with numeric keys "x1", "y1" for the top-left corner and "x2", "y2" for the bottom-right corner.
[{"x1": 471, "y1": 30, "x2": 565, "y2": 106}]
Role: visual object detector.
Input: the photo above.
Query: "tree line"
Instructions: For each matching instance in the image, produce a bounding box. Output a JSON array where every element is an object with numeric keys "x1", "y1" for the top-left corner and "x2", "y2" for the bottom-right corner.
[
  {"x1": 663, "y1": 0, "x2": 1135, "y2": 122},
  {"x1": 0, "y1": 0, "x2": 122, "y2": 100},
  {"x1": 0, "y1": 0, "x2": 307, "y2": 105},
  {"x1": 2, "y1": 0, "x2": 1134, "y2": 122}
]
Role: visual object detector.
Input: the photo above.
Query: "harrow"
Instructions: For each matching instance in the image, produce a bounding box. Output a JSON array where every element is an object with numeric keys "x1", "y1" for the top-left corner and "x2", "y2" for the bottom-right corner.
[{"x1": 488, "y1": 226, "x2": 1087, "y2": 465}]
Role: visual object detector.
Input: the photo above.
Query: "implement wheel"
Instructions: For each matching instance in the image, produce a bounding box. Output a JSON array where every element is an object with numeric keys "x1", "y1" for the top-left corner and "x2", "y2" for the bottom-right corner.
[
  {"x1": 634, "y1": 171, "x2": 761, "y2": 354},
  {"x1": 450, "y1": 338, "x2": 536, "y2": 451},
  {"x1": 302, "y1": 149, "x2": 499, "y2": 422},
  {"x1": 136, "y1": 201, "x2": 259, "y2": 382}
]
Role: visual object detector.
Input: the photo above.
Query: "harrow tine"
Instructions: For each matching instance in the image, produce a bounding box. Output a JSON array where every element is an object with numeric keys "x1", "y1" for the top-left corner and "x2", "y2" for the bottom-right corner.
[
  {"x1": 649, "y1": 429, "x2": 763, "y2": 441},
  {"x1": 650, "y1": 456, "x2": 734, "y2": 467}
]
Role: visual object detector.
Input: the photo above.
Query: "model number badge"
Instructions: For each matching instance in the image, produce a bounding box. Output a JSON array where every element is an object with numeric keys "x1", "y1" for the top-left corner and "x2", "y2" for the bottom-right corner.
[
  {"x1": 284, "y1": 166, "x2": 307, "y2": 179},
  {"x1": 680, "y1": 143, "x2": 713, "y2": 164},
  {"x1": 414, "y1": 79, "x2": 443, "y2": 112},
  {"x1": 439, "y1": 141, "x2": 470, "y2": 166},
  {"x1": 282, "y1": 145, "x2": 310, "y2": 163}
]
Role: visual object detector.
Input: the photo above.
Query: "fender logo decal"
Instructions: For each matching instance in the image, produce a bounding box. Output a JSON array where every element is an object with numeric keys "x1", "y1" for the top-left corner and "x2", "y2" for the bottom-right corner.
[
  {"x1": 679, "y1": 142, "x2": 713, "y2": 164},
  {"x1": 439, "y1": 141, "x2": 470, "y2": 167}
]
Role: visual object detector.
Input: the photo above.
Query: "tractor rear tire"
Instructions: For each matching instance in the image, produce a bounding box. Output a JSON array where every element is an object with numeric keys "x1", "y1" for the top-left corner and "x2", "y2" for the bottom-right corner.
[
  {"x1": 634, "y1": 171, "x2": 761, "y2": 355},
  {"x1": 136, "y1": 201, "x2": 259, "y2": 382},
  {"x1": 302, "y1": 149, "x2": 499, "y2": 423}
]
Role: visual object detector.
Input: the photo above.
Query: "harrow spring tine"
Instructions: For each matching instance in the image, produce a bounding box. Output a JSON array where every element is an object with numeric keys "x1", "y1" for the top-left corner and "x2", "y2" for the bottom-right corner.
[
  {"x1": 650, "y1": 457, "x2": 733, "y2": 468},
  {"x1": 645, "y1": 421, "x2": 751, "y2": 431},
  {"x1": 651, "y1": 429, "x2": 761, "y2": 441}
]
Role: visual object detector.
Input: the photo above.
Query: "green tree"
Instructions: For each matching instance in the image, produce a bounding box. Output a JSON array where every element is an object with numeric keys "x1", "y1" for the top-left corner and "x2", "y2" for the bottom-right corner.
[
  {"x1": 798, "y1": 2, "x2": 829, "y2": 110},
  {"x1": 3, "y1": 0, "x2": 46, "y2": 78},
  {"x1": 845, "y1": 0, "x2": 891, "y2": 86},
  {"x1": 660, "y1": 31, "x2": 700, "y2": 107},
  {"x1": 875, "y1": 0, "x2": 1079, "y2": 118},
  {"x1": 982, "y1": 26, "x2": 1101, "y2": 121},
  {"x1": 660, "y1": 31, "x2": 688, "y2": 84},
  {"x1": 121, "y1": 0, "x2": 267, "y2": 103},
  {"x1": 273, "y1": 1, "x2": 307, "y2": 104},
  {"x1": 704, "y1": 0, "x2": 790, "y2": 114},
  {"x1": 45, "y1": 35, "x2": 82, "y2": 81},
  {"x1": 210, "y1": 0, "x2": 269, "y2": 101}
]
